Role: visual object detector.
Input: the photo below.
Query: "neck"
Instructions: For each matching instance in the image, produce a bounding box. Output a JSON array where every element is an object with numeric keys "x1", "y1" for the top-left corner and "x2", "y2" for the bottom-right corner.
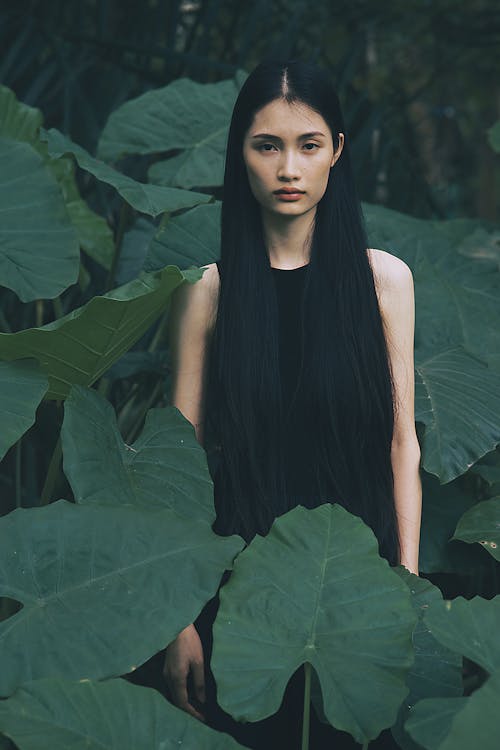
[{"x1": 261, "y1": 206, "x2": 316, "y2": 268}]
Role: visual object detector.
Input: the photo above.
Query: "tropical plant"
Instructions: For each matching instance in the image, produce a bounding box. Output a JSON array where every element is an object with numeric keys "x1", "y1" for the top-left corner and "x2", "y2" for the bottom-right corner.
[{"x1": 0, "y1": 74, "x2": 499, "y2": 750}]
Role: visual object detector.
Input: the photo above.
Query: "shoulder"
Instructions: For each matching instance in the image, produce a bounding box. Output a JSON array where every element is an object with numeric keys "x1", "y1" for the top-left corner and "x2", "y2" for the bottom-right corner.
[
  {"x1": 169, "y1": 261, "x2": 220, "y2": 336},
  {"x1": 367, "y1": 247, "x2": 413, "y2": 289},
  {"x1": 367, "y1": 248, "x2": 414, "y2": 312}
]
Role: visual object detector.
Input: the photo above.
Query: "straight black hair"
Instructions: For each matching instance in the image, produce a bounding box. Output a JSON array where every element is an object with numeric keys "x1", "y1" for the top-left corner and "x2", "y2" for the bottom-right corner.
[{"x1": 205, "y1": 58, "x2": 400, "y2": 565}]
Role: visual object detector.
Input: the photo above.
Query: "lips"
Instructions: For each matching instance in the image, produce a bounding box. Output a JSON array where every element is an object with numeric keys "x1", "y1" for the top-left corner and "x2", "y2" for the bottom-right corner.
[{"x1": 274, "y1": 188, "x2": 305, "y2": 194}]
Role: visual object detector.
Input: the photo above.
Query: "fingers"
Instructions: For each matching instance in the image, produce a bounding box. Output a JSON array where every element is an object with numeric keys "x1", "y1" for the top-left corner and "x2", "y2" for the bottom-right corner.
[{"x1": 168, "y1": 673, "x2": 206, "y2": 723}]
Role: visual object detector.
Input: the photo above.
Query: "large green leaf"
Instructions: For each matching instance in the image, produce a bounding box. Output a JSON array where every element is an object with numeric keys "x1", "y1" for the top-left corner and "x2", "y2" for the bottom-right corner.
[
  {"x1": 41, "y1": 127, "x2": 213, "y2": 217},
  {"x1": 62, "y1": 386, "x2": 215, "y2": 521},
  {"x1": 452, "y1": 497, "x2": 500, "y2": 561},
  {"x1": 0, "y1": 137, "x2": 80, "y2": 302},
  {"x1": 365, "y1": 203, "x2": 500, "y2": 481},
  {"x1": 49, "y1": 154, "x2": 115, "y2": 271},
  {"x1": 391, "y1": 570, "x2": 462, "y2": 750},
  {"x1": 415, "y1": 347, "x2": 500, "y2": 482},
  {"x1": 414, "y1": 674, "x2": 500, "y2": 749},
  {"x1": 405, "y1": 596, "x2": 500, "y2": 749},
  {"x1": 0, "y1": 84, "x2": 115, "y2": 274},
  {"x1": 0, "y1": 265, "x2": 202, "y2": 400},
  {"x1": 418, "y1": 470, "x2": 486, "y2": 575},
  {"x1": 424, "y1": 596, "x2": 500, "y2": 674},
  {"x1": 405, "y1": 670, "x2": 500, "y2": 750},
  {"x1": 98, "y1": 76, "x2": 244, "y2": 189},
  {"x1": 0, "y1": 359, "x2": 48, "y2": 462},
  {"x1": 144, "y1": 202, "x2": 221, "y2": 271},
  {"x1": 0, "y1": 677, "x2": 245, "y2": 749},
  {"x1": 212, "y1": 503, "x2": 416, "y2": 745},
  {"x1": 0, "y1": 499, "x2": 244, "y2": 697},
  {"x1": 0, "y1": 85, "x2": 42, "y2": 142}
]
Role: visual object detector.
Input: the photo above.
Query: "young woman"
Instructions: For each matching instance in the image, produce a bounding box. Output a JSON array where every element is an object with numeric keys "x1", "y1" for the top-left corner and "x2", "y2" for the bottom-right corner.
[{"x1": 164, "y1": 58, "x2": 422, "y2": 749}]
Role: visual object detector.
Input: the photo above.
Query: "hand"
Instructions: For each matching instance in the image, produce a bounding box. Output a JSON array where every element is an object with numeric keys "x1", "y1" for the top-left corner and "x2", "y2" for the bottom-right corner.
[{"x1": 163, "y1": 623, "x2": 206, "y2": 722}]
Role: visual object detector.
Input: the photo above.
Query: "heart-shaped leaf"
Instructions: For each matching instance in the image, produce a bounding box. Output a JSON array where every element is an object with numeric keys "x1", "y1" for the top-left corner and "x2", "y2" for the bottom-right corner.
[
  {"x1": 98, "y1": 75, "x2": 245, "y2": 189},
  {"x1": 212, "y1": 503, "x2": 416, "y2": 745},
  {"x1": 62, "y1": 385, "x2": 215, "y2": 522},
  {"x1": 0, "y1": 499, "x2": 243, "y2": 696}
]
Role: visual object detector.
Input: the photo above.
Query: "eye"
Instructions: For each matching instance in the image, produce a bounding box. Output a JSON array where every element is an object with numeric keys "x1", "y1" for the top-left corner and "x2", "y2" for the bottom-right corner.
[
  {"x1": 257, "y1": 143, "x2": 277, "y2": 152},
  {"x1": 303, "y1": 142, "x2": 319, "y2": 151}
]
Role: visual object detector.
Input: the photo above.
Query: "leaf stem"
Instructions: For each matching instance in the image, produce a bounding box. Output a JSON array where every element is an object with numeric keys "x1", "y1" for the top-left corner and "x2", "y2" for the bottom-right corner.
[
  {"x1": 15, "y1": 440, "x2": 22, "y2": 508},
  {"x1": 106, "y1": 202, "x2": 131, "y2": 291},
  {"x1": 301, "y1": 662, "x2": 311, "y2": 750}
]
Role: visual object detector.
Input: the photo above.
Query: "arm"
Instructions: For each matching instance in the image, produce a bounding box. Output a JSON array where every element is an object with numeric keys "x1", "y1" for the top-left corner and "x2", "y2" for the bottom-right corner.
[
  {"x1": 163, "y1": 263, "x2": 219, "y2": 721},
  {"x1": 167, "y1": 263, "x2": 219, "y2": 446},
  {"x1": 370, "y1": 249, "x2": 422, "y2": 575}
]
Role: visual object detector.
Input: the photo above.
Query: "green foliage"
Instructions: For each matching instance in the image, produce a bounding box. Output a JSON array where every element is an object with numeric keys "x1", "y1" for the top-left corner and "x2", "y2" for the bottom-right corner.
[
  {"x1": 0, "y1": 678, "x2": 245, "y2": 749},
  {"x1": 213, "y1": 504, "x2": 416, "y2": 743},
  {"x1": 144, "y1": 202, "x2": 221, "y2": 271},
  {"x1": 99, "y1": 75, "x2": 245, "y2": 189},
  {"x1": 453, "y1": 497, "x2": 500, "y2": 561},
  {"x1": 62, "y1": 386, "x2": 215, "y2": 520},
  {"x1": 391, "y1": 571, "x2": 463, "y2": 750},
  {"x1": 0, "y1": 266, "x2": 200, "y2": 400},
  {"x1": 0, "y1": 68, "x2": 498, "y2": 749},
  {"x1": 0, "y1": 360, "x2": 47, "y2": 462},
  {"x1": 42, "y1": 127, "x2": 213, "y2": 217},
  {"x1": 405, "y1": 596, "x2": 500, "y2": 750},
  {"x1": 0, "y1": 498, "x2": 243, "y2": 697}
]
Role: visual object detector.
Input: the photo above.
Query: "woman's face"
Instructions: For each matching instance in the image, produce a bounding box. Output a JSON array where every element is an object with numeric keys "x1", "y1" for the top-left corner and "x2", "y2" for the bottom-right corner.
[{"x1": 242, "y1": 98, "x2": 344, "y2": 220}]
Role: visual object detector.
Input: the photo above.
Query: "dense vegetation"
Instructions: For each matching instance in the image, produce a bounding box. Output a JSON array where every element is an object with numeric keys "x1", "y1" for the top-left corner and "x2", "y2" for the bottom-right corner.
[{"x1": 0, "y1": 3, "x2": 499, "y2": 747}]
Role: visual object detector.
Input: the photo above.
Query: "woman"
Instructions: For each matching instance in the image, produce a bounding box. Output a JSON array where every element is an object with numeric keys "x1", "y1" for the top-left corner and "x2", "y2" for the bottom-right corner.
[{"x1": 164, "y1": 58, "x2": 422, "y2": 749}]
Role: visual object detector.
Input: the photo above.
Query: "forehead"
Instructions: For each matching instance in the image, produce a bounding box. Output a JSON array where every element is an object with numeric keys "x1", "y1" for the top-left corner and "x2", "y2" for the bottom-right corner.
[{"x1": 246, "y1": 99, "x2": 331, "y2": 138}]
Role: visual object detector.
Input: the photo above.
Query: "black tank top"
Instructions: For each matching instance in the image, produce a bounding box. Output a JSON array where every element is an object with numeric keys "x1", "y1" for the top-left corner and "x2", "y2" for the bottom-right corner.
[{"x1": 212, "y1": 260, "x2": 334, "y2": 538}]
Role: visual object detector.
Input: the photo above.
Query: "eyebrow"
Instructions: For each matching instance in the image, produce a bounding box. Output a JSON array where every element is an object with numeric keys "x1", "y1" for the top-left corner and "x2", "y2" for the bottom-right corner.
[{"x1": 251, "y1": 131, "x2": 326, "y2": 140}]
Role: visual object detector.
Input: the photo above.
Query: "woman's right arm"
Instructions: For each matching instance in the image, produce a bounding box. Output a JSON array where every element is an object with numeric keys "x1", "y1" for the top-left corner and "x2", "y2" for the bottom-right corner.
[
  {"x1": 167, "y1": 263, "x2": 219, "y2": 445},
  {"x1": 163, "y1": 263, "x2": 219, "y2": 722}
]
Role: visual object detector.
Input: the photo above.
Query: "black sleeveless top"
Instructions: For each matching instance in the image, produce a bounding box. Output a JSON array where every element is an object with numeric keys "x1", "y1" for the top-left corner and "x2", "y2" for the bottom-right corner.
[{"x1": 211, "y1": 260, "x2": 337, "y2": 540}]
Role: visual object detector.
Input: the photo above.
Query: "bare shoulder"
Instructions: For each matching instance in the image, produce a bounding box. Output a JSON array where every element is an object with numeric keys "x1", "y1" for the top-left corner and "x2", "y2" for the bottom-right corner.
[{"x1": 367, "y1": 248, "x2": 413, "y2": 305}]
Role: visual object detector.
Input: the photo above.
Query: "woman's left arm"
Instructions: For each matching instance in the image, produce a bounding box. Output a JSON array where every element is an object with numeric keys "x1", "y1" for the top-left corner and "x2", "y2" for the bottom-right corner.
[{"x1": 371, "y1": 249, "x2": 422, "y2": 576}]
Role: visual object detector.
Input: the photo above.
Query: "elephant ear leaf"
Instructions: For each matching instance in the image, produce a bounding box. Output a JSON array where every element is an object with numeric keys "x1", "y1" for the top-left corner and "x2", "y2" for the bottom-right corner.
[
  {"x1": 62, "y1": 385, "x2": 215, "y2": 523},
  {"x1": 452, "y1": 497, "x2": 500, "y2": 561},
  {"x1": 212, "y1": 503, "x2": 416, "y2": 746},
  {"x1": 0, "y1": 677, "x2": 246, "y2": 749},
  {"x1": 0, "y1": 360, "x2": 48, "y2": 462},
  {"x1": 405, "y1": 596, "x2": 500, "y2": 750},
  {"x1": 41, "y1": 127, "x2": 212, "y2": 217},
  {"x1": 0, "y1": 499, "x2": 243, "y2": 697}
]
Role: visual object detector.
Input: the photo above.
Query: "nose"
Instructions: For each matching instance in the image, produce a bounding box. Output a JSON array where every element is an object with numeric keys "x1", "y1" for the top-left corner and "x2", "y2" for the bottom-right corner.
[{"x1": 277, "y1": 149, "x2": 300, "y2": 181}]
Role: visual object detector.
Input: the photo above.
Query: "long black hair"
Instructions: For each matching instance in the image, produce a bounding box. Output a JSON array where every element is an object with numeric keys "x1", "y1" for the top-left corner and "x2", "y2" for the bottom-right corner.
[{"x1": 205, "y1": 58, "x2": 400, "y2": 565}]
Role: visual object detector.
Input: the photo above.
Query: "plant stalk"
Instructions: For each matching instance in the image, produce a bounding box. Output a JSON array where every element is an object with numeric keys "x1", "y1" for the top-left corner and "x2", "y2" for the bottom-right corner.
[
  {"x1": 106, "y1": 202, "x2": 131, "y2": 291},
  {"x1": 301, "y1": 661, "x2": 311, "y2": 750},
  {"x1": 15, "y1": 440, "x2": 22, "y2": 508}
]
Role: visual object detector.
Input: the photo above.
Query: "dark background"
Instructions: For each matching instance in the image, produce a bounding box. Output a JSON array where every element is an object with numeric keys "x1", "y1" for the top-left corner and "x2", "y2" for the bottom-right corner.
[{"x1": 2, "y1": 0, "x2": 499, "y2": 221}]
